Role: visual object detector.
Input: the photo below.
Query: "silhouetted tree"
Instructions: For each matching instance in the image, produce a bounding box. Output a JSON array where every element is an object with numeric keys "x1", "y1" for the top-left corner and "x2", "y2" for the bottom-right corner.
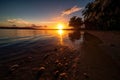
[
  {"x1": 82, "y1": 0, "x2": 120, "y2": 30},
  {"x1": 12, "y1": 24, "x2": 17, "y2": 27},
  {"x1": 69, "y1": 16, "x2": 83, "y2": 29},
  {"x1": 31, "y1": 24, "x2": 37, "y2": 29}
]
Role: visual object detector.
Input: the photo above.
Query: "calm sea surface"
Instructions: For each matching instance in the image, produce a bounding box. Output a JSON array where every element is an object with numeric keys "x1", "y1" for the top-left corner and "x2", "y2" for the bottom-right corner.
[{"x1": 0, "y1": 29, "x2": 84, "y2": 62}]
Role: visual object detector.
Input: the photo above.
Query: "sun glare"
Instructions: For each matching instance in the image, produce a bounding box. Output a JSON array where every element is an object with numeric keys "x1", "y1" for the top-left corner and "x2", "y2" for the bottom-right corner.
[
  {"x1": 57, "y1": 23, "x2": 64, "y2": 30},
  {"x1": 57, "y1": 29, "x2": 64, "y2": 45},
  {"x1": 58, "y1": 29, "x2": 64, "y2": 35}
]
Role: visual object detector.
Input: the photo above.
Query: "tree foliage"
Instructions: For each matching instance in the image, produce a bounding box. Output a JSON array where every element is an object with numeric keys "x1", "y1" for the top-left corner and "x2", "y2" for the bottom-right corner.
[
  {"x1": 82, "y1": 0, "x2": 120, "y2": 30},
  {"x1": 69, "y1": 16, "x2": 83, "y2": 29}
]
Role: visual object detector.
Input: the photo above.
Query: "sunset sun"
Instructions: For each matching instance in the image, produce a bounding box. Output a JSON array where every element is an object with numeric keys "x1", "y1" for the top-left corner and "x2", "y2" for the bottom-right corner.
[
  {"x1": 57, "y1": 23, "x2": 64, "y2": 30},
  {"x1": 0, "y1": 0, "x2": 119, "y2": 80}
]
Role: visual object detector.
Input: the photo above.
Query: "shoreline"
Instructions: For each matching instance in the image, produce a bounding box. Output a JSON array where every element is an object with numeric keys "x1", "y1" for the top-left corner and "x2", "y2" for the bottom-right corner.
[{"x1": 0, "y1": 31, "x2": 120, "y2": 80}]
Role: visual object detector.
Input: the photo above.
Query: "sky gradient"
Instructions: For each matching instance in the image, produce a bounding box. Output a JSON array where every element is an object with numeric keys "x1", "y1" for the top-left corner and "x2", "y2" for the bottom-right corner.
[{"x1": 0, "y1": 0, "x2": 92, "y2": 28}]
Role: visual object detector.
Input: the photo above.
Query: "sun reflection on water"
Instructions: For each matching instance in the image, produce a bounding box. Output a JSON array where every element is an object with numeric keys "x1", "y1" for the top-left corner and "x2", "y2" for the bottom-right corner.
[{"x1": 57, "y1": 29, "x2": 64, "y2": 45}]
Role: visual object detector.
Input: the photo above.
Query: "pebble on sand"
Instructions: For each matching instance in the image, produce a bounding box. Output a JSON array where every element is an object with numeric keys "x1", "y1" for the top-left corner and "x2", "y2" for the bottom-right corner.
[
  {"x1": 9, "y1": 64, "x2": 19, "y2": 71},
  {"x1": 36, "y1": 67, "x2": 46, "y2": 80},
  {"x1": 59, "y1": 72, "x2": 68, "y2": 79},
  {"x1": 55, "y1": 60, "x2": 59, "y2": 64},
  {"x1": 57, "y1": 63, "x2": 63, "y2": 68},
  {"x1": 83, "y1": 72, "x2": 89, "y2": 79},
  {"x1": 54, "y1": 70, "x2": 60, "y2": 79},
  {"x1": 39, "y1": 67, "x2": 45, "y2": 71}
]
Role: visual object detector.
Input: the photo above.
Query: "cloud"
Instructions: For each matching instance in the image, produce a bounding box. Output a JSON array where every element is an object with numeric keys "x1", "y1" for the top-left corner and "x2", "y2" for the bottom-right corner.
[
  {"x1": 7, "y1": 19, "x2": 17, "y2": 23},
  {"x1": 7, "y1": 18, "x2": 30, "y2": 25},
  {"x1": 52, "y1": 16, "x2": 66, "y2": 22},
  {"x1": 61, "y1": 6, "x2": 82, "y2": 16},
  {"x1": 39, "y1": 21, "x2": 57, "y2": 24}
]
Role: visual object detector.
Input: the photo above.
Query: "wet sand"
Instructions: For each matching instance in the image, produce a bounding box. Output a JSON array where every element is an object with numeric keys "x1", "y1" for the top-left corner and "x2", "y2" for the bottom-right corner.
[{"x1": 0, "y1": 31, "x2": 120, "y2": 80}]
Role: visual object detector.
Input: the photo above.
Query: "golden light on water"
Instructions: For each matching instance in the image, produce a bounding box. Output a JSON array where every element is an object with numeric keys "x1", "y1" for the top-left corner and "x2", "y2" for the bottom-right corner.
[
  {"x1": 57, "y1": 29, "x2": 64, "y2": 45},
  {"x1": 58, "y1": 29, "x2": 64, "y2": 35}
]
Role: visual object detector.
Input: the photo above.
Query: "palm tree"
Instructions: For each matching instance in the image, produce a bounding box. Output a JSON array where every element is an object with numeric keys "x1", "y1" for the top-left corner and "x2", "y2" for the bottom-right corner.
[
  {"x1": 69, "y1": 16, "x2": 83, "y2": 29},
  {"x1": 82, "y1": 0, "x2": 120, "y2": 30}
]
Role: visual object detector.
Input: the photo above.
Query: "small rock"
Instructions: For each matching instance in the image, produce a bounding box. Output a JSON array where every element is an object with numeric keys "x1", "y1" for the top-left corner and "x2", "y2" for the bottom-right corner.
[
  {"x1": 10, "y1": 64, "x2": 19, "y2": 68},
  {"x1": 59, "y1": 72, "x2": 68, "y2": 79},
  {"x1": 36, "y1": 67, "x2": 46, "y2": 80},
  {"x1": 63, "y1": 57, "x2": 66, "y2": 60},
  {"x1": 65, "y1": 63, "x2": 68, "y2": 66},
  {"x1": 39, "y1": 67, "x2": 45, "y2": 71},
  {"x1": 57, "y1": 63, "x2": 63, "y2": 68},
  {"x1": 72, "y1": 64, "x2": 77, "y2": 69},
  {"x1": 54, "y1": 70, "x2": 60, "y2": 79},
  {"x1": 83, "y1": 73, "x2": 89, "y2": 79},
  {"x1": 64, "y1": 63, "x2": 69, "y2": 70},
  {"x1": 65, "y1": 63, "x2": 68, "y2": 67},
  {"x1": 9, "y1": 64, "x2": 19, "y2": 71},
  {"x1": 55, "y1": 60, "x2": 59, "y2": 64},
  {"x1": 56, "y1": 63, "x2": 64, "y2": 71},
  {"x1": 44, "y1": 54, "x2": 50, "y2": 60}
]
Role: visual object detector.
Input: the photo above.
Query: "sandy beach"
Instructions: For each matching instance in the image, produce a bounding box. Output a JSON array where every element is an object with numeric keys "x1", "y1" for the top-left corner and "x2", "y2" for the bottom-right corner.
[
  {"x1": 0, "y1": 0, "x2": 119, "y2": 79},
  {"x1": 0, "y1": 30, "x2": 120, "y2": 80}
]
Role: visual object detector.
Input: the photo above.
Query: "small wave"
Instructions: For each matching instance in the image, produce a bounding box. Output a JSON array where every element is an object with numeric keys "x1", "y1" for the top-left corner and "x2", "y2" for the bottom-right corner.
[{"x1": 0, "y1": 35, "x2": 54, "y2": 48}]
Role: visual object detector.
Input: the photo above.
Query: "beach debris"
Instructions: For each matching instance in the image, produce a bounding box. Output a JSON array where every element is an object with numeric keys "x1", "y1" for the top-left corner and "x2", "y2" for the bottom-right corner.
[
  {"x1": 57, "y1": 63, "x2": 63, "y2": 68},
  {"x1": 54, "y1": 70, "x2": 60, "y2": 79},
  {"x1": 44, "y1": 54, "x2": 50, "y2": 60},
  {"x1": 65, "y1": 63, "x2": 68, "y2": 67},
  {"x1": 56, "y1": 62, "x2": 64, "y2": 72},
  {"x1": 55, "y1": 60, "x2": 59, "y2": 64},
  {"x1": 9, "y1": 64, "x2": 19, "y2": 72},
  {"x1": 63, "y1": 57, "x2": 66, "y2": 60},
  {"x1": 83, "y1": 72, "x2": 89, "y2": 79},
  {"x1": 72, "y1": 64, "x2": 77, "y2": 69},
  {"x1": 64, "y1": 63, "x2": 69, "y2": 70},
  {"x1": 36, "y1": 67, "x2": 46, "y2": 80},
  {"x1": 59, "y1": 72, "x2": 68, "y2": 80},
  {"x1": 39, "y1": 67, "x2": 45, "y2": 70}
]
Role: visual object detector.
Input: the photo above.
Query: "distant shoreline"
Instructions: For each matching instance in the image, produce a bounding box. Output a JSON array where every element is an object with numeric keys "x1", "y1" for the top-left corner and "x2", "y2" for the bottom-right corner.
[
  {"x1": 0, "y1": 26, "x2": 120, "y2": 31},
  {"x1": 0, "y1": 27, "x2": 74, "y2": 30},
  {"x1": 0, "y1": 27, "x2": 120, "y2": 31},
  {"x1": 0, "y1": 27, "x2": 35, "y2": 30}
]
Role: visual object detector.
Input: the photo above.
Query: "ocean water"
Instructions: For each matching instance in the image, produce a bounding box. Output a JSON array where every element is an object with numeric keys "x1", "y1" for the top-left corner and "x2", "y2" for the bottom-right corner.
[
  {"x1": 0, "y1": 29, "x2": 55, "y2": 48},
  {"x1": 0, "y1": 29, "x2": 85, "y2": 62}
]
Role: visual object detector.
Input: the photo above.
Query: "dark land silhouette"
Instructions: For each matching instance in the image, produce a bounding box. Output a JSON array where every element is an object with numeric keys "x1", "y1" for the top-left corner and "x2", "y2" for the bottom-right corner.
[
  {"x1": 68, "y1": 0, "x2": 120, "y2": 30},
  {"x1": 82, "y1": 0, "x2": 120, "y2": 30}
]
